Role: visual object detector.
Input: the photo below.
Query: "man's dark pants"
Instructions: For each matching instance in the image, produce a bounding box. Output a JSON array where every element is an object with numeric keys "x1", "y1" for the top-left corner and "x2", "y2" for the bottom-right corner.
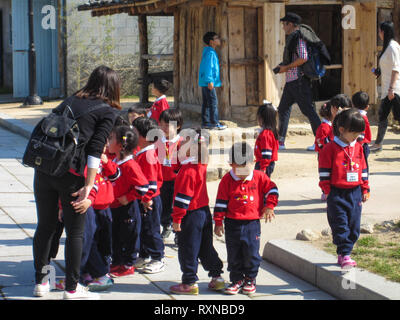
[{"x1": 278, "y1": 77, "x2": 321, "y2": 143}]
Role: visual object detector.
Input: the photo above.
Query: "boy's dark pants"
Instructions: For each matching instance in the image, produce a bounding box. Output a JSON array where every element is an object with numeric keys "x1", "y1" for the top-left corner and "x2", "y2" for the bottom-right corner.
[
  {"x1": 111, "y1": 200, "x2": 141, "y2": 266},
  {"x1": 139, "y1": 195, "x2": 164, "y2": 261},
  {"x1": 327, "y1": 186, "x2": 362, "y2": 256},
  {"x1": 201, "y1": 87, "x2": 219, "y2": 127},
  {"x1": 224, "y1": 218, "x2": 261, "y2": 282},
  {"x1": 255, "y1": 161, "x2": 275, "y2": 177},
  {"x1": 81, "y1": 207, "x2": 112, "y2": 279},
  {"x1": 160, "y1": 180, "x2": 175, "y2": 228},
  {"x1": 363, "y1": 143, "x2": 370, "y2": 174},
  {"x1": 177, "y1": 206, "x2": 223, "y2": 284}
]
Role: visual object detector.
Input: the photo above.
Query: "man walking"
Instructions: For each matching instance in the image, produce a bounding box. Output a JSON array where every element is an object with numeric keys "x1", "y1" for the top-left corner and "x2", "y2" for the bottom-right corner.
[
  {"x1": 199, "y1": 31, "x2": 227, "y2": 130},
  {"x1": 275, "y1": 13, "x2": 321, "y2": 150}
]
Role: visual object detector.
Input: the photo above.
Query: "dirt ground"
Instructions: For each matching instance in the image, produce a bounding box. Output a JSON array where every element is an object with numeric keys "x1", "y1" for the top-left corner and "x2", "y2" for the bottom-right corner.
[{"x1": 207, "y1": 124, "x2": 400, "y2": 245}]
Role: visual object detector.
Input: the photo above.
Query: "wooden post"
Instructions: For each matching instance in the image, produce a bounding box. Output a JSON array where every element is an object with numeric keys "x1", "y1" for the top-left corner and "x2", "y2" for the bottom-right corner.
[
  {"x1": 217, "y1": 2, "x2": 230, "y2": 119},
  {"x1": 173, "y1": 9, "x2": 180, "y2": 109},
  {"x1": 138, "y1": 14, "x2": 149, "y2": 104}
]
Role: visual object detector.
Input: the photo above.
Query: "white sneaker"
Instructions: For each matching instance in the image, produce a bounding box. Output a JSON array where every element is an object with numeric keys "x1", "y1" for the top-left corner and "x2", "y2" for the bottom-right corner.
[
  {"x1": 33, "y1": 281, "x2": 50, "y2": 297},
  {"x1": 306, "y1": 144, "x2": 315, "y2": 151},
  {"x1": 134, "y1": 257, "x2": 151, "y2": 269},
  {"x1": 143, "y1": 259, "x2": 165, "y2": 274},
  {"x1": 63, "y1": 283, "x2": 100, "y2": 300}
]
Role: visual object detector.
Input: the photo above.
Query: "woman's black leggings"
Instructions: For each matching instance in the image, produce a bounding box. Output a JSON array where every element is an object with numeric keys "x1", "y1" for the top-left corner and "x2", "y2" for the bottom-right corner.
[
  {"x1": 375, "y1": 94, "x2": 400, "y2": 145},
  {"x1": 33, "y1": 170, "x2": 86, "y2": 292}
]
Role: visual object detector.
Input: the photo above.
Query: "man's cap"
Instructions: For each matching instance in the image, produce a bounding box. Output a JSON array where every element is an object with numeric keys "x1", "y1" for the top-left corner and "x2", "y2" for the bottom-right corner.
[{"x1": 280, "y1": 12, "x2": 302, "y2": 24}]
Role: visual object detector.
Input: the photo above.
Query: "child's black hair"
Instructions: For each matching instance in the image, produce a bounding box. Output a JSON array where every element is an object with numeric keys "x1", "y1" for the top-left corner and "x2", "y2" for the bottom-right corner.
[
  {"x1": 329, "y1": 94, "x2": 352, "y2": 109},
  {"x1": 114, "y1": 114, "x2": 131, "y2": 127},
  {"x1": 351, "y1": 91, "x2": 369, "y2": 110},
  {"x1": 159, "y1": 108, "x2": 183, "y2": 132},
  {"x1": 229, "y1": 142, "x2": 254, "y2": 166},
  {"x1": 319, "y1": 101, "x2": 333, "y2": 121},
  {"x1": 128, "y1": 106, "x2": 147, "y2": 117},
  {"x1": 112, "y1": 125, "x2": 138, "y2": 160},
  {"x1": 256, "y1": 103, "x2": 278, "y2": 139},
  {"x1": 152, "y1": 79, "x2": 170, "y2": 94},
  {"x1": 132, "y1": 116, "x2": 160, "y2": 142},
  {"x1": 332, "y1": 108, "x2": 365, "y2": 137},
  {"x1": 203, "y1": 31, "x2": 218, "y2": 45}
]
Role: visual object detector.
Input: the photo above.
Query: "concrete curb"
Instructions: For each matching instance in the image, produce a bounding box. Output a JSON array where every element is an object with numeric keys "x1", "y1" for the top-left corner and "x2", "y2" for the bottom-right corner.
[
  {"x1": 263, "y1": 239, "x2": 400, "y2": 300},
  {"x1": 0, "y1": 112, "x2": 33, "y2": 139}
]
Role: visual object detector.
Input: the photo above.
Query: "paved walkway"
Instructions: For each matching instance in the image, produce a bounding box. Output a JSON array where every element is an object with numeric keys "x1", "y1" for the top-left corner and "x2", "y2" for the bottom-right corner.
[{"x1": 0, "y1": 120, "x2": 334, "y2": 300}]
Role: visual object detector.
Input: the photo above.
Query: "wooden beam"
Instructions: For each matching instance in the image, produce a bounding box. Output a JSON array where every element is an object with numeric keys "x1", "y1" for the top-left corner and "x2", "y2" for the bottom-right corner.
[
  {"x1": 173, "y1": 9, "x2": 180, "y2": 109},
  {"x1": 138, "y1": 15, "x2": 149, "y2": 103},
  {"x1": 142, "y1": 54, "x2": 174, "y2": 61}
]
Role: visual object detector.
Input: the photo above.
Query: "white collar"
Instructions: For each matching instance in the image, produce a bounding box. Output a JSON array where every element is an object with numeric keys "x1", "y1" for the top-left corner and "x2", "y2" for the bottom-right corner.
[
  {"x1": 333, "y1": 136, "x2": 357, "y2": 148},
  {"x1": 358, "y1": 110, "x2": 367, "y2": 116},
  {"x1": 135, "y1": 144, "x2": 155, "y2": 157},
  {"x1": 155, "y1": 95, "x2": 166, "y2": 102},
  {"x1": 161, "y1": 134, "x2": 180, "y2": 144},
  {"x1": 229, "y1": 169, "x2": 254, "y2": 182},
  {"x1": 322, "y1": 118, "x2": 332, "y2": 126},
  {"x1": 180, "y1": 156, "x2": 196, "y2": 165},
  {"x1": 114, "y1": 155, "x2": 133, "y2": 165}
]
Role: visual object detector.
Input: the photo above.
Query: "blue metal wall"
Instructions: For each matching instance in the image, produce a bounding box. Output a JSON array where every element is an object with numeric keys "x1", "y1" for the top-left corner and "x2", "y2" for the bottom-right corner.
[{"x1": 12, "y1": 0, "x2": 61, "y2": 98}]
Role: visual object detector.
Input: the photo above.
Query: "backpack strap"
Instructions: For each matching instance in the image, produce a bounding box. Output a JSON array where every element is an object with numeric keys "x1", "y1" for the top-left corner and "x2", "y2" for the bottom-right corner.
[{"x1": 52, "y1": 96, "x2": 111, "y2": 120}]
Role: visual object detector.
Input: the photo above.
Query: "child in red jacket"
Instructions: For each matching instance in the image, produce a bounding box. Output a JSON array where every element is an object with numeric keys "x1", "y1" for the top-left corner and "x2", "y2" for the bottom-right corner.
[
  {"x1": 147, "y1": 79, "x2": 170, "y2": 124},
  {"x1": 319, "y1": 108, "x2": 370, "y2": 270},
  {"x1": 352, "y1": 91, "x2": 372, "y2": 173},
  {"x1": 132, "y1": 117, "x2": 165, "y2": 274},
  {"x1": 156, "y1": 109, "x2": 184, "y2": 241},
  {"x1": 169, "y1": 130, "x2": 224, "y2": 295},
  {"x1": 254, "y1": 103, "x2": 279, "y2": 177},
  {"x1": 106, "y1": 125, "x2": 152, "y2": 278},
  {"x1": 315, "y1": 101, "x2": 339, "y2": 201},
  {"x1": 214, "y1": 142, "x2": 278, "y2": 295}
]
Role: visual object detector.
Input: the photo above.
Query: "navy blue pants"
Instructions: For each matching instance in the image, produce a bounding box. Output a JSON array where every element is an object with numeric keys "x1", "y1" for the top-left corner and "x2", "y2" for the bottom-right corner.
[
  {"x1": 327, "y1": 186, "x2": 362, "y2": 256},
  {"x1": 255, "y1": 161, "x2": 275, "y2": 177},
  {"x1": 177, "y1": 206, "x2": 223, "y2": 284},
  {"x1": 111, "y1": 200, "x2": 141, "y2": 266},
  {"x1": 225, "y1": 218, "x2": 261, "y2": 282},
  {"x1": 139, "y1": 195, "x2": 164, "y2": 261},
  {"x1": 160, "y1": 180, "x2": 175, "y2": 228},
  {"x1": 81, "y1": 207, "x2": 112, "y2": 278},
  {"x1": 363, "y1": 143, "x2": 370, "y2": 174},
  {"x1": 201, "y1": 87, "x2": 219, "y2": 127}
]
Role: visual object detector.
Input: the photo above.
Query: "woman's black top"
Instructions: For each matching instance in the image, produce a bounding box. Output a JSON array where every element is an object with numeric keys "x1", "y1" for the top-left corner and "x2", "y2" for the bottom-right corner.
[{"x1": 54, "y1": 96, "x2": 117, "y2": 175}]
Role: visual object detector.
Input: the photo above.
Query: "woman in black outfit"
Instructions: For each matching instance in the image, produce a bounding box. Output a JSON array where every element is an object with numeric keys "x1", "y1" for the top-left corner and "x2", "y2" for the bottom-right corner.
[{"x1": 32, "y1": 66, "x2": 121, "y2": 299}]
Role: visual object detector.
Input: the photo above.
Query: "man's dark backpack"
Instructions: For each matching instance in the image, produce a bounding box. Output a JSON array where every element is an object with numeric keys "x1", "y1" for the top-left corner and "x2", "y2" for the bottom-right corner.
[
  {"x1": 301, "y1": 42, "x2": 331, "y2": 81},
  {"x1": 22, "y1": 97, "x2": 106, "y2": 177}
]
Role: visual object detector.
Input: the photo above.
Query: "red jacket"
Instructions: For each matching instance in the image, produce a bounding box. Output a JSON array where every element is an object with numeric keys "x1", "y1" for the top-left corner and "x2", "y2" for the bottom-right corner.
[
  {"x1": 213, "y1": 169, "x2": 279, "y2": 226},
  {"x1": 88, "y1": 173, "x2": 114, "y2": 210},
  {"x1": 135, "y1": 144, "x2": 163, "y2": 202},
  {"x1": 254, "y1": 129, "x2": 279, "y2": 171},
  {"x1": 171, "y1": 160, "x2": 209, "y2": 224},
  {"x1": 148, "y1": 96, "x2": 170, "y2": 124},
  {"x1": 156, "y1": 134, "x2": 183, "y2": 182},
  {"x1": 357, "y1": 111, "x2": 372, "y2": 145},
  {"x1": 315, "y1": 119, "x2": 333, "y2": 153},
  {"x1": 108, "y1": 155, "x2": 150, "y2": 208},
  {"x1": 318, "y1": 136, "x2": 370, "y2": 195}
]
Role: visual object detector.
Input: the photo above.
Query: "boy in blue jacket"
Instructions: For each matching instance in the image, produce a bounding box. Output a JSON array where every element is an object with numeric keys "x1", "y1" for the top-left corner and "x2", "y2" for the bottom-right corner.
[{"x1": 199, "y1": 32, "x2": 226, "y2": 130}]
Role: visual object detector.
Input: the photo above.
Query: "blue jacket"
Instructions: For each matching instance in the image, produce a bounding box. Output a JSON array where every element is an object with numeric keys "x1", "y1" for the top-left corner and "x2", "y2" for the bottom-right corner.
[{"x1": 198, "y1": 47, "x2": 221, "y2": 87}]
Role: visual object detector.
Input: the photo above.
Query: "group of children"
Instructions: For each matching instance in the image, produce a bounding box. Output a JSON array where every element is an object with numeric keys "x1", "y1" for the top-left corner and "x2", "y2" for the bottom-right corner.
[{"x1": 49, "y1": 80, "x2": 373, "y2": 297}]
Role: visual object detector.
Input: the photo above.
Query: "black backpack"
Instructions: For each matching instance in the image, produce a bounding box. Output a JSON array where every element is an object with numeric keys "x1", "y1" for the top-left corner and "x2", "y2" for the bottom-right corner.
[
  {"x1": 301, "y1": 42, "x2": 331, "y2": 81},
  {"x1": 22, "y1": 97, "x2": 107, "y2": 177}
]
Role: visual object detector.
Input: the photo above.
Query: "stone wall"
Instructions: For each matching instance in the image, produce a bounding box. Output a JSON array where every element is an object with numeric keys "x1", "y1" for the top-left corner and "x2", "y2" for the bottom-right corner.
[{"x1": 67, "y1": 0, "x2": 174, "y2": 96}]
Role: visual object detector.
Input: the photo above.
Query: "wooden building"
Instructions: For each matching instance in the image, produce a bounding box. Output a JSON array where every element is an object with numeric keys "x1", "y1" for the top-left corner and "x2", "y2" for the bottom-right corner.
[{"x1": 78, "y1": 0, "x2": 400, "y2": 125}]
